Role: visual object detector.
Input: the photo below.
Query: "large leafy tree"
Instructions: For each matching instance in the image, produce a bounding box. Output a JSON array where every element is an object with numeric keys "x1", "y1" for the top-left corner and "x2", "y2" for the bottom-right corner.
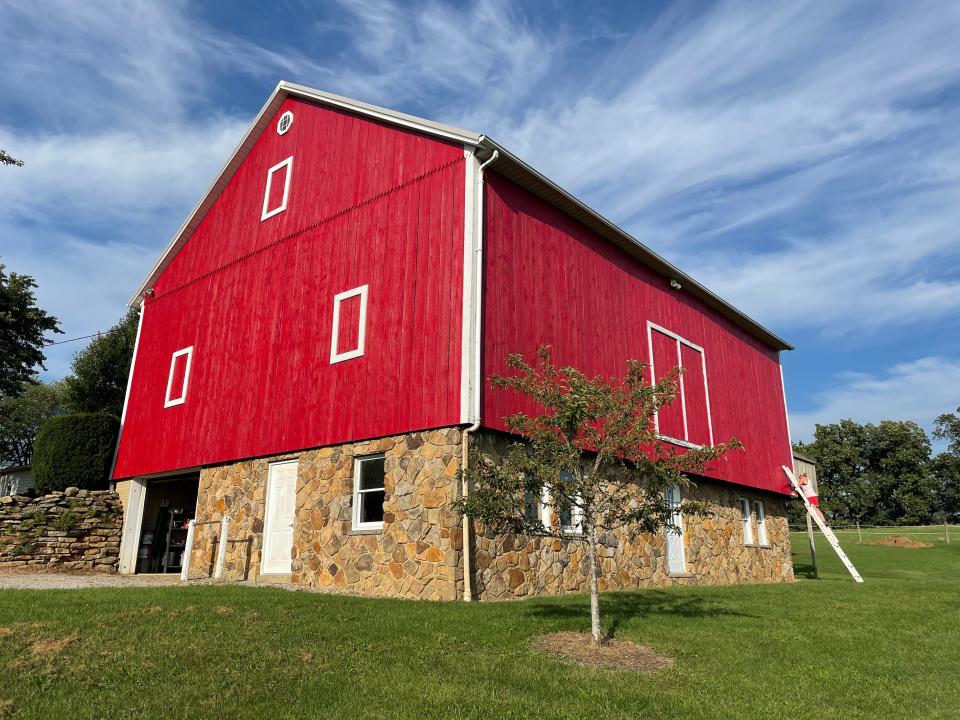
[
  {"x1": 64, "y1": 308, "x2": 139, "y2": 417},
  {"x1": 455, "y1": 347, "x2": 741, "y2": 645},
  {"x1": 933, "y1": 407, "x2": 960, "y2": 456},
  {"x1": 933, "y1": 407, "x2": 960, "y2": 521},
  {"x1": 803, "y1": 419, "x2": 934, "y2": 525},
  {"x1": 0, "y1": 264, "x2": 61, "y2": 396},
  {"x1": 0, "y1": 380, "x2": 67, "y2": 468}
]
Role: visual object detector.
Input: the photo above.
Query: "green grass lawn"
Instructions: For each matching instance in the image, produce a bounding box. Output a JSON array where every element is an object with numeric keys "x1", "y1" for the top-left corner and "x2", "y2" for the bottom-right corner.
[{"x1": 1, "y1": 528, "x2": 958, "y2": 720}]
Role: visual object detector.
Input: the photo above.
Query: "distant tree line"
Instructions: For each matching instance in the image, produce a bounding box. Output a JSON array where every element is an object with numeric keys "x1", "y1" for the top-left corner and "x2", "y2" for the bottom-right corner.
[{"x1": 794, "y1": 414, "x2": 960, "y2": 526}]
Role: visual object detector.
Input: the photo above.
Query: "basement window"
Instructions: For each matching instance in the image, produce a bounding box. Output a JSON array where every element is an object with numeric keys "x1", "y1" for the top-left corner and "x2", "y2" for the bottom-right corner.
[
  {"x1": 550, "y1": 471, "x2": 583, "y2": 535},
  {"x1": 164, "y1": 346, "x2": 193, "y2": 408},
  {"x1": 330, "y1": 285, "x2": 368, "y2": 364},
  {"x1": 261, "y1": 156, "x2": 293, "y2": 221},
  {"x1": 740, "y1": 498, "x2": 754, "y2": 545},
  {"x1": 754, "y1": 500, "x2": 769, "y2": 546},
  {"x1": 352, "y1": 454, "x2": 386, "y2": 532}
]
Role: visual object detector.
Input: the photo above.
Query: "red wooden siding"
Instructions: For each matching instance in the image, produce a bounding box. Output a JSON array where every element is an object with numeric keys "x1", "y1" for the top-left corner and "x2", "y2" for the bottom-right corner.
[
  {"x1": 482, "y1": 173, "x2": 792, "y2": 494},
  {"x1": 114, "y1": 98, "x2": 465, "y2": 479}
]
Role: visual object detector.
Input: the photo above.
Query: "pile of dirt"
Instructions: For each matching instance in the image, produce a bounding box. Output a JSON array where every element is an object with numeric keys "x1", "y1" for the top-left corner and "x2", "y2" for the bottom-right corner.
[
  {"x1": 532, "y1": 631, "x2": 674, "y2": 673},
  {"x1": 868, "y1": 535, "x2": 933, "y2": 548}
]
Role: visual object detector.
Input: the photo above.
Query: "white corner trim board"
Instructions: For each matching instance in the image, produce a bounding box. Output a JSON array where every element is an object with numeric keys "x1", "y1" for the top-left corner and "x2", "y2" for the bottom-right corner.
[
  {"x1": 330, "y1": 284, "x2": 369, "y2": 364},
  {"x1": 164, "y1": 346, "x2": 194, "y2": 408},
  {"x1": 261, "y1": 156, "x2": 294, "y2": 220},
  {"x1": 646, "y1": 321, "x2": 715, "y2": 448}
]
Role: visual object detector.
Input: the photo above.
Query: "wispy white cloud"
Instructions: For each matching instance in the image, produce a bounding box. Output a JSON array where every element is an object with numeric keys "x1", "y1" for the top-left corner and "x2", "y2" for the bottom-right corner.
[{"x1": 789, "y1": 357, "x2": 960, "y2": 442}]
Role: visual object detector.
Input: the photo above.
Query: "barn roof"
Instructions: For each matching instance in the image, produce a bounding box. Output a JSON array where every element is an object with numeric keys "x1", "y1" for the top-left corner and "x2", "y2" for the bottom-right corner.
[{"x1": 131, "y1": 81, "x2": 793, "y2": 352}]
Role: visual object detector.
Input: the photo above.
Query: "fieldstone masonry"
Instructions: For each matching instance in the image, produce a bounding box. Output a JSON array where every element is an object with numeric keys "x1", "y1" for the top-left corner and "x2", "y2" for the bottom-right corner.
[
  {"x1": 0, "y1": 489, "x2": 123, "y2": 573},
  {"x1": 472, "y1": 431, "x2": 794, "y2": 599},
  {"x1": 191, "y1": 428, "x2": 465, "y2": 599},
  {"x1": 187, "y1": 426, "x2": 792, "y2": 600}
]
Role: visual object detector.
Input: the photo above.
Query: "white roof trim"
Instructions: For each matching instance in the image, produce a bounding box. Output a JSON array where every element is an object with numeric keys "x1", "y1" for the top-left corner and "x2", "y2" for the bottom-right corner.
[
  {"x1": 128, "y1": 81, "x2": 482, "y2": 306},
  {"x1": 128, "y1": 81, "x2": 791, "y2": 351}
]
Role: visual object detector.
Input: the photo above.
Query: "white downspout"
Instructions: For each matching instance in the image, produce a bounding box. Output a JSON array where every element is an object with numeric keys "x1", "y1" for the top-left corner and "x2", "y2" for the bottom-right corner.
[{"x1": 461, "y1": 148, "x2": 498, "y2": 602}]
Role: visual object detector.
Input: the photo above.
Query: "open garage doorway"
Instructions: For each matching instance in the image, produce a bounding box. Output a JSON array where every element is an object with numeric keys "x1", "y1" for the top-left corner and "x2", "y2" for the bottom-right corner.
[{"x1": 118, "y1": 473, "x2": 199, "y2": 575}]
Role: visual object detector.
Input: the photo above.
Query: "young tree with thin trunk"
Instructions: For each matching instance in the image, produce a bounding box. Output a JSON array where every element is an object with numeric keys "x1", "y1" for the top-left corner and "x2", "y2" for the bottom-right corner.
[{"x1": 455, "y1": 347, "x2": 741, "y2": 645}]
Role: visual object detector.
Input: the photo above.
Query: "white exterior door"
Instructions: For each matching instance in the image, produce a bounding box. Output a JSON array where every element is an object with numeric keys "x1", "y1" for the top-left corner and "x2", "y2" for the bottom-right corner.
[
  {"x1": 262, "y1": 460, "x2": 297, "y2": 574},
  {"x1": 665, "y1": 484, "x2": 686, "y2": 575}
]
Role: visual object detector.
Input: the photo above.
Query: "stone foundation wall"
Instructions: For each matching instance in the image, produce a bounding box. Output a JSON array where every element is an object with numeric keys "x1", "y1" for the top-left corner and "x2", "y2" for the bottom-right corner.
[
  {"x1": 191, "y1": 428, "x2": 464, "y2": 600},
  {"x1": 471, "y1": 431, "x2": 794, "y2": 600},
  {"x1": 187, "y1": 427, "x2": 792, "y2": 600},
  {"x1": 0, "y1": 489, "x2": 123, "y2": 573}
]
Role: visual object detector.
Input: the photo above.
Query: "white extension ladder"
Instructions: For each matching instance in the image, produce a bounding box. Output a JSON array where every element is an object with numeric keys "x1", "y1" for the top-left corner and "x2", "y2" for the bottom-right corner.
[{"x1": 782, "y1": 466, "x2": 864, "y2": 583}]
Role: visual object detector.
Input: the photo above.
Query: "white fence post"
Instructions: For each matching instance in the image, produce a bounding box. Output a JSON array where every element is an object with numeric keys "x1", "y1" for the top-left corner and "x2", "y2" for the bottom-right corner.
[
  {"x1": 213, "y1": 516, "x2": 230, "y2": 580},
  {"x1": 180, "y1": 519, "x2": 196, "y2": 581}
]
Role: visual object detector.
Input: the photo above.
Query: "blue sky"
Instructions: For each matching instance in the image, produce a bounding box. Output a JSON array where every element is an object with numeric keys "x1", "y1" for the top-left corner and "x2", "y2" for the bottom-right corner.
[{"x1": 2, "y1": 0, "x2": 960, "y2": 444}]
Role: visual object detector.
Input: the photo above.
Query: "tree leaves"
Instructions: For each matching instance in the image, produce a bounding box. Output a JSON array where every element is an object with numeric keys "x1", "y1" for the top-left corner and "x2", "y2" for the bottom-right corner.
[{"x1": 0, "y1": 265, "x2": 61, "y2": 397}]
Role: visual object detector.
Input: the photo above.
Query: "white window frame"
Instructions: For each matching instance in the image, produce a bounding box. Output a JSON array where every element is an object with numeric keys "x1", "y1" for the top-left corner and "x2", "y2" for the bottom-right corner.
[
  {"x1": 544, "y1": 472, "x2": 584, "y2": 536},
  {"x1": 351, "y1": 453, "x2": 386, "y2": 532},
  {"x1": 647, "y1": 321, "x2": 714, "y2": 449},
  {"x1": 163, "y1": 346, "x2": 194, "y2": 408},
  {"x1": 276, "y1": 110, "x2": 294, "y2": 135},
  {"x1": 740, "y1": 497, "x2": 754, "y2": 545},
  {"x1": 754, "y1": 500, "x2": 769, "y2": 546},
  {"x1": 261, "y1": 156, "x2": 294, "y2": 221},
  {"x1": 330, "y1": 284, "x2": 369, "y2": 364},
  {"x1": 664, "y1": 483, "x2": 687, "y2": 574}
]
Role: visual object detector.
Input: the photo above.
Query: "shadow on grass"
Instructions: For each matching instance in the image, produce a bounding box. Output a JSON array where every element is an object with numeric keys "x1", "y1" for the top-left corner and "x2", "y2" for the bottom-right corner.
[
  {"x1": 792, "y1": 561, "x2": 818, "y2": 579},
  {"x1": 526, "y1": 588, "x2": 757, "y2": 638}
]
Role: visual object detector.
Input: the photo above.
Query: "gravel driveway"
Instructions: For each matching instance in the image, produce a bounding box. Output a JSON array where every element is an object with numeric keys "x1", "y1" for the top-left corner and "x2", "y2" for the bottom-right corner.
[{"x1": 0, "y1": 573, "x2": 182, "y2": 590}]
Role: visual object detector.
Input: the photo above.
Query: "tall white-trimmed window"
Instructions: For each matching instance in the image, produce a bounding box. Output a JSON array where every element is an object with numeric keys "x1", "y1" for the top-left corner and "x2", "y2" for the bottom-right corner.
[
  {"x1": 664, "y1": 483, "x2": 686, "y2": 574},
  {"x1": 754, "y1": 500, "x2": 769, "y2": 546},
  {"x1": 647, "y1": 322, "x2": 714, "y2": 449},
  {"x1": 163, "y1": 346, "x2": 193, "y2": 408},
  {"x1": 261, "y1": 156, "x2": 293, "y2": 221},
  {"x1": 352, "y1": 454, "x2": 386, "y2": 531},
  {"x1": 330, "y1": 284, "x2": 369, "y2": 364},
  {"x1": 740, "y1": 498, "x2": 754, "y2": 545},
  {"x1": 546, "y1": 471, "x2": 583, "y2": 535}
]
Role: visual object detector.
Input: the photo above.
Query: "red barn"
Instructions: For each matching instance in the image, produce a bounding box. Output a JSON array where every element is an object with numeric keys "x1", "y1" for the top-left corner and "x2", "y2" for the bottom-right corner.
[{"x1": 113, "y1": 82, "x2": 795, "y2": 598}]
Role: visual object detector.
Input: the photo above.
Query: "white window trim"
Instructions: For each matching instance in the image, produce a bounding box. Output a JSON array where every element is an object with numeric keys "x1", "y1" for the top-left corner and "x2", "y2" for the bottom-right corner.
[
  {"x1": 261, "y1": 156, "x2": 294, "y2": 221},
  {"x1": 543, "y1": 479, "x2": 584, "y2": 536},
  {"x1": 740, "y1": 497, "x2": 754, "y2": 545},
  {"x1": 351, "y1": 453, "x2": 386, "y2": 532},
  {"x1": 163, "y1": 346, "x2": 193, "y2": 408},
  {"x1": 665, "y1": 483, "x2": 687, "y2": 574},
  {"x1": 647, "y1": 321, "x2": 714, "y2": 449},
  {"x1": 276, "y1": 110, "x2": 294, "y2": 135},
  {"x1": 330, "y1": 284, "x2": 369, "y2": 364},
  {"x1": 754, "y1": 500, "x2": 769, "y2": 546}
]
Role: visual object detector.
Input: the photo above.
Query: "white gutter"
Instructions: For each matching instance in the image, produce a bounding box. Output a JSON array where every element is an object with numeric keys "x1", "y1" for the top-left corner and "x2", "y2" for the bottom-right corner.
[{"x1": 460, "y1": 148, "x2": 499, "y2": 602}]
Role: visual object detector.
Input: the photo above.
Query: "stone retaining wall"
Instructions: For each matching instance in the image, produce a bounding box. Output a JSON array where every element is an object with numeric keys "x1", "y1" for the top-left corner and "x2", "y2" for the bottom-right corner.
[{"x1": 0, "y1": 489, "x2": 123, "y2": 573}]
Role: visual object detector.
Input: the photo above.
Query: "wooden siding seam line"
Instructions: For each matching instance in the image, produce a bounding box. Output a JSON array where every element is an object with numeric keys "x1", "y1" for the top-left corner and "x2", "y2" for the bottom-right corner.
[{"x1": 147, "y1": 155, "x2": 466, "y2": 305}]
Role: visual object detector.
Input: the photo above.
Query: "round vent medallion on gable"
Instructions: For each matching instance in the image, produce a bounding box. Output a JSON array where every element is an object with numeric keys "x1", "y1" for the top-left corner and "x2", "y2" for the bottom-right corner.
[{"x1": 277, "y1": 111, "x2": 294, "y2": 135}]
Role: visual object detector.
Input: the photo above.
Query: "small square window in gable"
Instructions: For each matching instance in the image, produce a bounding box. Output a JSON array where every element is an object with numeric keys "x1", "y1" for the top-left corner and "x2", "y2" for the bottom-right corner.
[
  {"x1": 261, "y1": 156, "x2": 293, "y2": 221},
  {"x1": 330, "y1": 285, "x2": 368, "y2": 364},
  {"x1": 164, "y1": 346, "x2": 193, "y2": 408}
]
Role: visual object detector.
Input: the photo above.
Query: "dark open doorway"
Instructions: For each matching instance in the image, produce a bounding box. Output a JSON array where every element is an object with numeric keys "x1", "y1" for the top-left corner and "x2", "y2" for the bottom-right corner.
[{"x1": 136, "y1": 474, "x2": 200, "y2": 574}]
